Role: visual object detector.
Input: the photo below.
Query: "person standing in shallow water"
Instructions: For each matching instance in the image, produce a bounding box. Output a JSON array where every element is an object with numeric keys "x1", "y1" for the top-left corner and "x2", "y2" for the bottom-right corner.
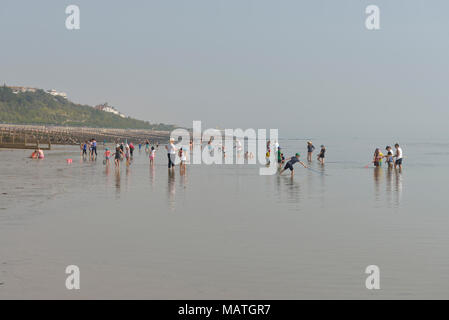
[
  {"x1": 317, "y1": 145, "x2": 326, "y2": 165},
  {"x1": 149, "y1": 146, "x2": 155, "y2": 166},
  {"x1": 307, "y1": 141, "x2": 315, "y2": 162},
  {"x1": 165, "y1": 138, "x2": 176, "y2": 171},
  {"x1": 394, "y1": 143, "x2": 403, "y2": 171},
  {"x1": 112, "y1": 145, "x2": 124, "y2": 168},
  {"x1": 91, "y1": 138, "x2": 97, "y2": 160}
]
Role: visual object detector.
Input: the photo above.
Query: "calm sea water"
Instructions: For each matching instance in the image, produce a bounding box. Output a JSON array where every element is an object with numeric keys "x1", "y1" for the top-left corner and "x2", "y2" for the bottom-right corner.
[{"x1": 0, "y1": 138, "x2": 448, "y2": 299}]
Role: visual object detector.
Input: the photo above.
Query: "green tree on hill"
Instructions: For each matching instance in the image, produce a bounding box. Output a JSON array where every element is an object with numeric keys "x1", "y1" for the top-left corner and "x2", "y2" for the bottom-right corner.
[{"x1": 0, "y1": 86, "x2": 176, "y2": 130}]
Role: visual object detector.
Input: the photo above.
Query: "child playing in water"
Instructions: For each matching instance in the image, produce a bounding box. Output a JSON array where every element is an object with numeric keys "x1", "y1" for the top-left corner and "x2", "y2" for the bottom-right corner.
[
  {"x1": 384, "y1": 146, "x2": 394, "y2": 169},
  {"x1": 179, "y1": 148, "x2": 187, "y2": 175},
  {"x1": 373, "y1": 148, "x2": 383, "y2": 167},
  {"x1": 82, "y1": 141, "x2": 88, "y2": 159},
  {"x1": 279, "y1": 153, "x2": 308, "y2": 178},
  {"x1": 30, "y1": 149, "x2": 39, "y2": 159},
  {"x1": 149, "y1": 146, "x2": 155, "y2": 166},
  {"x1": 104, "y1": 148, "x2": 111, "y2": 165},
  {"x1": 317, "y1": 145, "x2": 326, "y2": 165}
]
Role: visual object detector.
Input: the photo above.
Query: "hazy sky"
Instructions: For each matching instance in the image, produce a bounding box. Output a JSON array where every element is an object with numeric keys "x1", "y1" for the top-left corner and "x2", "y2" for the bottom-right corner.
[{"x1": 1, "y1": 0, "x2": 448, "y2": 138}]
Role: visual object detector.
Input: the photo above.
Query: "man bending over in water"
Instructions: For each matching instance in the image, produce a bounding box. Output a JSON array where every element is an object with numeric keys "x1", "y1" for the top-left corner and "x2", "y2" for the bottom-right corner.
[{"x1": 279, "y1": 153, "x2": 308, "y2": 178}]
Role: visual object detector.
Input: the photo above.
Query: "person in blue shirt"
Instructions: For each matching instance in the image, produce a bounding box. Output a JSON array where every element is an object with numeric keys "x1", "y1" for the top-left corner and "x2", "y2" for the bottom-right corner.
[{"x1": 279, "y1": 153, "x2": 308, "y2": 178}]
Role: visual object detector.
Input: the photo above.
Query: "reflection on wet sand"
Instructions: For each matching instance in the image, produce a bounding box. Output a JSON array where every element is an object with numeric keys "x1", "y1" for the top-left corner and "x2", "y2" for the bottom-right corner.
[
  {"x1": 373, "y1": 167, "x2": 383, "y2": 202},
  {"x1": 114, "y1": 169, "x2": 121, "y2": 194},
  {"x1": 275, "y1": 174, "x2": 301, "y2": 205},
  {"x1": 149, "y1": 164, "x2": 156, "y2": 191},
  {"x1": 374, "y1": 167, "x2": 402, "y2": 208},
  {"x1": 168, "y1": 170, "x2": 176, "y2": 210}
]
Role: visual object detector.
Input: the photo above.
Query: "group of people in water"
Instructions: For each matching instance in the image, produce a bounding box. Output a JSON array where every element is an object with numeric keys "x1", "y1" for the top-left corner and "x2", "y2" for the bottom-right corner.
[
  {"x1": 80, "y1": 138, "x2": 99, "y2": 160},
  {"x1": 30, "y1": 136, "x2": 404, "y2": 178},
  {"x1": 372, "y1": 143, "x2": 403, "y2": 171},
  {"x1": 30, "y1": 148, "x2": 45, "y2": 159},
  {"x1": 275, "y1": 141, "x2": 326, "y2": 177}
]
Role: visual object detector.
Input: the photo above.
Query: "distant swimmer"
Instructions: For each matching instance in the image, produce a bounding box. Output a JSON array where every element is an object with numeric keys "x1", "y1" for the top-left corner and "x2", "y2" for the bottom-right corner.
[
  {"x1": 307, "y1": 141, "x2": 315, "y2": 162},
  {"x1": 279, "y1": 153, "x2": 308, "y2": 178},
  {"x1": 317, "y1": 145, "x2": 326, "y2": 165},
  {"x1": 394, "y1": 143, "x2": 403, "y2": 171}
]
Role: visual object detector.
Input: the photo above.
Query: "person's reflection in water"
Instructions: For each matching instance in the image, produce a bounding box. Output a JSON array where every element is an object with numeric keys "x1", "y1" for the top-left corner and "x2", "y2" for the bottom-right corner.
[
  {"x1": 125, "y1": 166, "x2": 131, "y2": 191},
  {"x1": 394, "y1": 170, "x2": 403, "y2": 207},
  {"x1": 104, "y1": 162, "x2": 110, "y2": 175},
  {"x1": 114, "y1": 168, "x2": 121, "y2": 196},
  {"x1": 149, "y1": 164, "x2": 156, "y2": 191},
  {"x1": 179, "y1": 170, "x2": 187, "y2": 189},
  {"x1": 373, "y1": 166, "x2": 383, "y2": 202},
  {"x1": 386, "y1": 166, "x2": 393, "y2": 207},
  {"x1": 275, "y1": 174, "x2": 301, "y2": 206},
  {"x1": 167, "y1": 170, "x2": 176, "y2": 210}
]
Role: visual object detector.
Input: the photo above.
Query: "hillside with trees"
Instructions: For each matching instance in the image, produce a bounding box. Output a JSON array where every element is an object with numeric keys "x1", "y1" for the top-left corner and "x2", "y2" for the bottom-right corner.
[{"x1": 0, "y1": 85, "x2": 175, "y2": 130}]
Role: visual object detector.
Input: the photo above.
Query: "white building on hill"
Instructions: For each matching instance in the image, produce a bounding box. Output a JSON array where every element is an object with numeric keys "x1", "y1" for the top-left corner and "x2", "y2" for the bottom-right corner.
[
  {"x1": 94, "y1": 103, "x2": 126, "y2": 118},
  {"x1": 47, "y1": 89, "x2": 67, "y2": 99}
]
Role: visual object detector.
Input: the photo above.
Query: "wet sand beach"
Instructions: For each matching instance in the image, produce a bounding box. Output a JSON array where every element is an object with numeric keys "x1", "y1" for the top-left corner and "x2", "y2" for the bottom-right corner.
[{"x1": 1, "y1": 138, "x2": 449, "y2": 299}]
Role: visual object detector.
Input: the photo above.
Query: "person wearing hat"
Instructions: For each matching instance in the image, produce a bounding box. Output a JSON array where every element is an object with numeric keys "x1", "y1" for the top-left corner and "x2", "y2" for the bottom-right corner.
[
  {"x1": 165, "y1": 138, "x2": 177, "y2": 171},
  {"x1": 317, "y1": 145, "x2": 326, "y2": 165},
  {"x1": 307, "y1": 141, "x2": 315, "y2": 162},
  {"x1": 104, "y1": 147, "x2": 111, "y2": 165},
  {"x1": 279, "y1": 153, "x2": 308, "y2": 177}
]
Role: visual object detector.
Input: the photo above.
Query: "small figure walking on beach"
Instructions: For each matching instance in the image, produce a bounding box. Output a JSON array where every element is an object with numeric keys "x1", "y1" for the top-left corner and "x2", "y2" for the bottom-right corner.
[{"x1": 279, "y1": 153, "x2": 308, "y2": 178}]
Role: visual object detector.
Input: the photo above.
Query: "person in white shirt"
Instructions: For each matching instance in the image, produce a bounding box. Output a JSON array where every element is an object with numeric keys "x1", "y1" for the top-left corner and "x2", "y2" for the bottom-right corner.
[
  {"x1": 394, "y1": 143, "x2": 403, "y2": 171},
  {"x1": 165, "y1": 138, "x2": 177, "y2": 170},
  {"x1": 179, "y1": 147, "x2": 187, "y2": 175}
]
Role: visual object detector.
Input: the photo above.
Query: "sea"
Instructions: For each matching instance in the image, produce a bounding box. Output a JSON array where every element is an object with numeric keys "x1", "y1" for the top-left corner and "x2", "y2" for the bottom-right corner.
[{"x1": 0, "y1": 137, "x2": 448, "y2": 299}]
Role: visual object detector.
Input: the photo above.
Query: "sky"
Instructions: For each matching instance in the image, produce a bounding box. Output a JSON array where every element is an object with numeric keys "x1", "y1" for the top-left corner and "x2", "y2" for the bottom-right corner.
[{"x1": 1, "y1": 0, "x2": 448, "y2": 139}]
